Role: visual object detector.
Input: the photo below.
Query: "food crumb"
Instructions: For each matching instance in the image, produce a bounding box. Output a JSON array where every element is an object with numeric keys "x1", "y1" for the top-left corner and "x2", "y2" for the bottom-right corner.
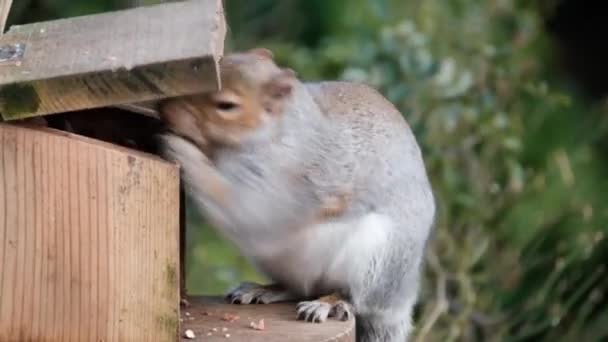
[
  {"x1": 207, "y1": 332, "x2": 212, "y2": 336},
  {"x1": 211, "y1": 328, "x2": 218, "y2": 332},
  {"x1": 249, "y1": 319, "x2": 265, "y2": 331},
  {"x1": 185, "y1": 312, "x2": 191, "y2": 317},
  {"x1": 221, "y1": 327, "x2": 228, "y2": 332},
  {"x1": 183, "y1": 329, "x2": 196, "y2": 339},
  {"x1": 225, "y1": 333, "x2": 231, "y2": 338},
  {"x1": 221, "y1": 313, "x2": 240, "y2": 322},
  {"x1": 180, "y1": 299, "x2": 190, "y2": 307}
]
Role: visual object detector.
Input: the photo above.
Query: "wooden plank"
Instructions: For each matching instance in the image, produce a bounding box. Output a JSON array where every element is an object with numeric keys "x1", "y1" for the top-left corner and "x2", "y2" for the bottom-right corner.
[
  {"x1": 114, "y1": 100, "x2": 161, "y2": 118},
  {"x1": 180, "y1": 187, "x2": 187, "y2": 298},
  {"x1": 181, "y1": 296, "x2": 356, "y2": 342},
  {"x1": 0, "y1": 0, "x2": 12, "y2": 33},
  {"x1": 0, "y1": 0, "x2": 226, "y2": 121},
  {"x1": 0, "y1": 123, "x2": 181, "y2": 341}
]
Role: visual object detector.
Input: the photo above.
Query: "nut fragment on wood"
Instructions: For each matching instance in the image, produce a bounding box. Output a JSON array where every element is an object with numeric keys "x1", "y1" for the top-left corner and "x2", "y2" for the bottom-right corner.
[
  {"x1": 249, "y1": 319, "x2": 265, "y2": 331},
  {"x1": 221, "y1": 313, "x2": 240, "y2": 322},
  {"x1": 183, "y1": 329, "x2": 196, "y2": 339}
]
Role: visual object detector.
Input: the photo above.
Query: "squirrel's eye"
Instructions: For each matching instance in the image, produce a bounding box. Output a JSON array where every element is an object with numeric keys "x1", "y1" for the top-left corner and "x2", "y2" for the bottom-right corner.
[{"x1": 216, "y1": 101, "x2": 238, "y2": 111}]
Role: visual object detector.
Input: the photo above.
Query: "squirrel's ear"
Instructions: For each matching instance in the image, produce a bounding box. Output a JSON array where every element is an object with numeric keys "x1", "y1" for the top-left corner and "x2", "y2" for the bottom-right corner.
[
  {"x1": 248, "y1": 48, "x2": 274, "y2": 60},
  {"x1": 262, "y1": 70, "x2": 296, "y2": 115},
  {"x1": 264, "y1": 70, "x2": 295, "y2": 100}
]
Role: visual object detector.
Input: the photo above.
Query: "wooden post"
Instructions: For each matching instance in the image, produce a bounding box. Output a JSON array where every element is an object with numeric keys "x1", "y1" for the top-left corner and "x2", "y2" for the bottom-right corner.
[
  {"x1": 0, "y1": 0, "x2": 225, "y2": 121},
  {"x1": 0, "y1": 123, "x2": 180, "y2": 341}
]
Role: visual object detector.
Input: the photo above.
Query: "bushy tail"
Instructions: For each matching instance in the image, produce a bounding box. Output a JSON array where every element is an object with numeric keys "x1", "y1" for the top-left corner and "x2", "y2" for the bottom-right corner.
[{"x1": 356, "y1": 313, "x2": 412, "y2": 342}]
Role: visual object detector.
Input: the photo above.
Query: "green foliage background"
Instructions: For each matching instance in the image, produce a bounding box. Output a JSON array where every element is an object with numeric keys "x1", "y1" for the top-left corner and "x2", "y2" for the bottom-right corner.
[{"x1": 10, "y1": 0, "x2": 608, "y2": 340}]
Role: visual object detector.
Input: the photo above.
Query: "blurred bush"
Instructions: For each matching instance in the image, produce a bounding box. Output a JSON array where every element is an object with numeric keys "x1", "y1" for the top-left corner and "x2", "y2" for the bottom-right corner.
[
  {"x1": 257, "y1": 1, "x2": 608, "y2": 341},
  {"x1": 11, "y1": 0, "x2": 608, "y2": 341}
]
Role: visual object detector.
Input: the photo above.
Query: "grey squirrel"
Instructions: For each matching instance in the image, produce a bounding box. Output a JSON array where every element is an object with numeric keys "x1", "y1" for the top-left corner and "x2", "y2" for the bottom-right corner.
[{"x1": 158, "y1": 48, "x2": 436, "y2": 342}]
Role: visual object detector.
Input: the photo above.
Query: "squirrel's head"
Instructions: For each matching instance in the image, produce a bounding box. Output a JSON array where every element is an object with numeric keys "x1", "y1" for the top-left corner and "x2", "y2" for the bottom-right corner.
[{"x1": 159, "y1": 48, "x2": 297, "y2": 151}]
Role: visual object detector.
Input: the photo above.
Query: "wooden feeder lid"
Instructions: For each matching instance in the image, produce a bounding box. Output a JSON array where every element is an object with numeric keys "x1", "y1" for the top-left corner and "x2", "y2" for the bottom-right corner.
[{"x1": 0, "y1": 0, "x2": 225, "y2": 121}]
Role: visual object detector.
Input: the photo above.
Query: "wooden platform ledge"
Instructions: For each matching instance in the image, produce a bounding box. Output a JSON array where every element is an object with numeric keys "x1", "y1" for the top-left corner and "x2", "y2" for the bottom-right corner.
[{"x1": 181, "y1": 297, "x2": 355, "y2": 342}]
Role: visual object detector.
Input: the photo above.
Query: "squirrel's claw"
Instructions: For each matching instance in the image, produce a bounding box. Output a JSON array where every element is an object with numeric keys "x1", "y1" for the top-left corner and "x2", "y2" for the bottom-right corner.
[
  {"x1": 296, "y1": 300, "x2": 331, "y2": 323},
  {"x1": 225, "y1": 282, "x2": 297, "y2": 304},
  {"x1": 331, "y1": 301, "x2": 353, "y2": 321},
  {"x1": 296, "y1": 295, "x2": 354, "y2": 323}
]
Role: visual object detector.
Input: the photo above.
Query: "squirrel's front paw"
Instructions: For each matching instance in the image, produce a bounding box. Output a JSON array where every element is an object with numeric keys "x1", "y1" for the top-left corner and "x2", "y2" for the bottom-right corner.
[
  {"x1": 296, "y1": 294, "x2": 353, "y2": 323},
  {"x1": 226, "y1": 282, "x2": 298, "y2": 304}
]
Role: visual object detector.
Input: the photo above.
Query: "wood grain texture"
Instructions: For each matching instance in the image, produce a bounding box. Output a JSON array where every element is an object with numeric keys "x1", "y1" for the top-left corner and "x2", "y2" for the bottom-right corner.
[
  {"x1": 0, "y1": 123, "x2": 181, "y2": 341},
  {"x1": 181, "y1": 297, "x2": 356, "y2": 342},
  {"x1": 179, "y1": 187, "x2": 187, "y2": 298},
  {"x1": 0, "y1": 0, "x2": 12, "y2": 33},
  {"x1": 0, "y1": 0, "x2": 226, "y2": 120}
]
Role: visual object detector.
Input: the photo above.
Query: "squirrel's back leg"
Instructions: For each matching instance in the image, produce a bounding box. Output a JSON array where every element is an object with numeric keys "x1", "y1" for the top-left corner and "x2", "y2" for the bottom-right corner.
[
  {"x1": 315, "y1": 212, "x2": 423, "y2": 341},
  {"x1": 348, "y1": 228, "x2": 423, "y2": 342}
]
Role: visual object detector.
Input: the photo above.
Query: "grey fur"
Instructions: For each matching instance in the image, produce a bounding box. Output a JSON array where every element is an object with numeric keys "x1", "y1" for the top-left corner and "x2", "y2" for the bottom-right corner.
[{"x1": 160, "y1": 69, "x2": 435, "y2": 342}]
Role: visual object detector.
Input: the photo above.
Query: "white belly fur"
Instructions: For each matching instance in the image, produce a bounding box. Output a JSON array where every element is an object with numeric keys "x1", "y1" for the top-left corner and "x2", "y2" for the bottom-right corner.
[{"x1": 249, "y1": 213, "x2": 393, "y2": 296}]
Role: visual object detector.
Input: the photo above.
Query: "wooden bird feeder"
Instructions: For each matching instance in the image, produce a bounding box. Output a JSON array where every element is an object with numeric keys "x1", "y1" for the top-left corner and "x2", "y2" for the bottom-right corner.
[{"x1": 0, "y1": 1, "x2": 354, "y2": 340}]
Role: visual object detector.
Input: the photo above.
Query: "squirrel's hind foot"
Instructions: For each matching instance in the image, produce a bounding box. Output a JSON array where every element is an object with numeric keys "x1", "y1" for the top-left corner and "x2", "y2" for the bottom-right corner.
[
  {"x1": 296, "y1": 293, "x2": 353, "y2": 323},
  {"x1": 225, "y1": 282, "x2": 298, "y2": 304}
]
